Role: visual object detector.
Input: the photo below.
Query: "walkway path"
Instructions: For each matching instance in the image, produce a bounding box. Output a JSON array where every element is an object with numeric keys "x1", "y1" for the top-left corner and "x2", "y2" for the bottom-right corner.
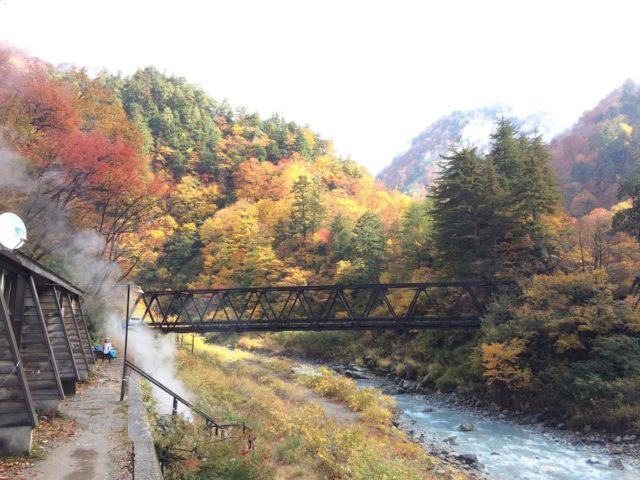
[{"x1": 21, "y1": 356, "x2": 132, "y2": 480}]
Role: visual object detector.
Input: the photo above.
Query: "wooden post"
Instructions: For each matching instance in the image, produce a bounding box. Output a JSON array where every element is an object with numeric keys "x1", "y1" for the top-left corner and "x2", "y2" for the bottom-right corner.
[
  {"x1": 11, "y1": 275, "x2": 26, "y2": 349},
  {"x1": 71, "y1": 294, "x2": 96, "y2": 371},
  {"x1": 29, "y1": 276, "x2": 64, "y2": 399},
  {"x1": 63, "y1": 292, "x2": 90, "y2": 374},
  {"x1": 191, "y1": 334, "x2": 195, "y2": 354},
  {"x1": 119, "y1": 285, "x2": 131, "y2": 402},
  {"x1": 0, "y1": 290, "x2": 37, "y2": 427},
  {"x1": 52, "y1": 287, "x2": 80, "y2": 381}
]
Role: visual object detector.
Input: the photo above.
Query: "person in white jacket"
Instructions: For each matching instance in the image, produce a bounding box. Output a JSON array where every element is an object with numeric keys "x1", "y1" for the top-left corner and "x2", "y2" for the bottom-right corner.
[{"x1": 101, "y1": 337, "x2": 112, "y2": 363}]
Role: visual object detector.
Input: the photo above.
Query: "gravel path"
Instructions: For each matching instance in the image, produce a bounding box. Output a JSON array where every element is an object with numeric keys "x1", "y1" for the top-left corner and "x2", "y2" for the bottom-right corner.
[{"x1": 22, "y1": 356, "x2": 132, "y2": 480}]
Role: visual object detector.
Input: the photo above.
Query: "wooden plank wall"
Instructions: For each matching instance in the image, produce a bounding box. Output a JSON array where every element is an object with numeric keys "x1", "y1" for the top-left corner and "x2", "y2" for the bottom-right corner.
[
  {"x1": 0, "y1": 261, "x2": 93, "y2": 439},
  {"x1": 37, "y1": 287, "x2": 79, "y2": 382},
  {"x1": 0, "y1": 288, "x2": 37, "y2": 428},
  {"x1": 19, "y1": 277, "x2": 64, "y2": 406}
]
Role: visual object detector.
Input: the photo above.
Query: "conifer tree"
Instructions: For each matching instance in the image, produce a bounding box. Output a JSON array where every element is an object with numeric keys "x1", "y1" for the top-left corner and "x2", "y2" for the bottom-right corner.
[
  {"x1": 476, "y1": 157, "x2": 508, "y2": 278},
  {"x1": 288, "y1": 175, "x2": 323, "y2": 244},
  {"x1": 489, "y1": 117, "x2": 523, "y2": 187},
  {"x1": 329, "y1": 214, "x2": 353, "y2": 261},
  {"x1": 488, "y1": 120, "x2": 561, "y2": 274},
  {"x1": 398, "y1": 201, "x2": 433, "y2": 270},
  {"x1": 515, "y1": 135, "x2": 561, "y2": 227},
  {"x1": 350, "y1": 212, "x2": 386, "y2": 282},
  {"x1": 430, "y1": 146, "x2": 487, "y2": 278}
]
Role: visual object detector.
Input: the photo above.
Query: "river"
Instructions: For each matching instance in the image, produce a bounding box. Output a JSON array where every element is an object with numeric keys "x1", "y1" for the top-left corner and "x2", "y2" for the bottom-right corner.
[{"x1": 353, "y1": 373, "x2": 639, "y2": 479}]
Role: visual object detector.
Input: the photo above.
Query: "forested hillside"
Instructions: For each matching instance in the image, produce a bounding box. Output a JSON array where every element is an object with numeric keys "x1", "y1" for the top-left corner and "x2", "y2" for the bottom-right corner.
[
  {"x1": 550, "y1": 80, "x2": 640, "y2": 215},
  {"x1": 101, "y1": 67, "x2": 413, "y2": 289},
  {"x1": 0, "y1": 46, "x2": 411, "y2": 296},
  {"x1": 1, "y1": 45, "x2": 639, "y2": 436}
]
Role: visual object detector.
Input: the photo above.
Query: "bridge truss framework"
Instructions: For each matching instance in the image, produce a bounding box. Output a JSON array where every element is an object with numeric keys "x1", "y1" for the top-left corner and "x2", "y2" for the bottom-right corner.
[{"x1": 133, "y1": 281, "x2": 513, "y2": 333}]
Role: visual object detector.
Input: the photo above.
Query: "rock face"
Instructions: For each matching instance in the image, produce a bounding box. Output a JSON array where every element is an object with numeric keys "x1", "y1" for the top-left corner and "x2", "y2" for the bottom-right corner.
[{"x1": 458, "y1": 423, "x2": 475, "y2": 432}]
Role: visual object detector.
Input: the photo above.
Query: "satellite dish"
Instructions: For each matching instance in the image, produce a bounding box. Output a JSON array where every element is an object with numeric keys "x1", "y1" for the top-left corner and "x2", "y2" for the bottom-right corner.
[{"x1": 0, "y1": 212, "x2": 27, "y2": 250}]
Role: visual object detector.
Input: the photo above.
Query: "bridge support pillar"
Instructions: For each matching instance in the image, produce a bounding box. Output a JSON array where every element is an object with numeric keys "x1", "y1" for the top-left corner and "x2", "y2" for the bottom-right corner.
[{"x1": 0, "y1": 426, "x2": 32, "y2": 456}]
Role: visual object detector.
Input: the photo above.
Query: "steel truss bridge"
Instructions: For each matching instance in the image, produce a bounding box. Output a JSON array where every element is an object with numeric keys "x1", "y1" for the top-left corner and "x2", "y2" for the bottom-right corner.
[{"x1": 133, "y1": 281, "x2": 514, "y2": 333}]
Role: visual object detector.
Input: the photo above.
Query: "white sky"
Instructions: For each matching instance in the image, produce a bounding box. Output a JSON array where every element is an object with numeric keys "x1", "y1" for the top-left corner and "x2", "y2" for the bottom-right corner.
[{"x1": 1, "y1": 0, "x2": 639, "y2": 174}]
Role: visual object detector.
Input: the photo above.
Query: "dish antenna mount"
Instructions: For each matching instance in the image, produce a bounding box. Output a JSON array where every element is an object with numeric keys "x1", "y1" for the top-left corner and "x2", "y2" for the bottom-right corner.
[{"x1": 0, "y1": 212, "x2": 27, "y2": 250}]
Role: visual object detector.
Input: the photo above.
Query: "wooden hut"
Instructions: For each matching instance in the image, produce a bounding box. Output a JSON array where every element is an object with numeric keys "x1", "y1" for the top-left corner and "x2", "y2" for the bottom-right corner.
[{"x1": 0, "y1": 249, "x2": 93, "y2": 455}]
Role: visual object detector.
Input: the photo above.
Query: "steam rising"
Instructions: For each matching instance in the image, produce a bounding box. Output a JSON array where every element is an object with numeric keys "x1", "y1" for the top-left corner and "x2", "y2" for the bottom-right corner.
[
  {"x1": 1, "y1": 140, "x2": 191, "y2": 413},
  {"x1": 120, "y1": 321, "x2": 191, "y2": 416}
]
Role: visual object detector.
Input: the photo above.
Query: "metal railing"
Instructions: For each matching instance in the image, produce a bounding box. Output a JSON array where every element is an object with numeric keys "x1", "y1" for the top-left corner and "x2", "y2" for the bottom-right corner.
[{"x1": 124, "y1": 360, "x2": 253, "y2": 449}]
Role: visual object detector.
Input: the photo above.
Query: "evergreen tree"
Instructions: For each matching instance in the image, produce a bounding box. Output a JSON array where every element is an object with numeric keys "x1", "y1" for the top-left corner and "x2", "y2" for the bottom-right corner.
[
  {"x1": 514, "y1": 135, "x2": 561, "y2": 265},
  {"x1": 430, "y1": 146, "x2": 488, "y2": 278},
  {"x1": 398, "y1": 200, "x2": 433, "y2": 270},
  {"x1": 158, "y1": 226, "x2": 202, "y2": 288},
  {"x1": 288, "y1": 175, "x2": 323, "y2": 244},
  {"x1": 515, "y1": 135, "x2": 560, "y2": 226},
  {"x1": 350, "y1": 212, "x2": 386, "y2": 283},
  {"x1": 489, "y1": 121, "x2": 561, "y2": 274},
  {"x1": 476, "y1": 157, "x2": 508, "y2": 278},
  {"x1": 489, "y1": 117, "x2": 523, "y2": 186},
  {"x1": 329, "y1": 214, "x2": 353, "y2": 261}
]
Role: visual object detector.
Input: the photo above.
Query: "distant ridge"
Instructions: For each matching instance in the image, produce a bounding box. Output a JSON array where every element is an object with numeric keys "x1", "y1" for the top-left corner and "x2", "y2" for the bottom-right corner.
[{"x1": 377, "y1": 106, "x2": 553, "y2": 197}]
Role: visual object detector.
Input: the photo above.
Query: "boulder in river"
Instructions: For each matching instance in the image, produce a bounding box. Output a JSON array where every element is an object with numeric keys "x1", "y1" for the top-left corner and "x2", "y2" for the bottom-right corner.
[
  {"x1": 404, "y1": 364, "x2": 418, "y2": 380},
  {"x1": 608, "y1": 458, "x2": 624, "y2": 470},
  {"x1": 458, "y1": 422, "x2": 475, "y2": 432},
  {"x1": 459, "y1": 453, "x2": 478, "y2": 466}
]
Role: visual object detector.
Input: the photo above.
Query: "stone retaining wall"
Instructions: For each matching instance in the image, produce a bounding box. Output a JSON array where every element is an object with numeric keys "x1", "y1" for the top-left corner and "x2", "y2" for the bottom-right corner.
[{"x1": 127, "y1": 372, "x2": 163, "y2": 479}]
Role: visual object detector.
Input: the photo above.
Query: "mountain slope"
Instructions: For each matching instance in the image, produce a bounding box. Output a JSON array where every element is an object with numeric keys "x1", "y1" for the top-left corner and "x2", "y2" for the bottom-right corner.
[
  {"x1": 549, "y1": 80, "x2": 640, "y2": 215},
  {"x1": 377, "y1": 106, "x2": 553, "y2": 197}
]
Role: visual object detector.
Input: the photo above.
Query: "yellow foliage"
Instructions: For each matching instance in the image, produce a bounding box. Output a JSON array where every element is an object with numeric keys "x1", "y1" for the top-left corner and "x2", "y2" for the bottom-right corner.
[
  {"x1": 335, "y1": 260, "x2": 353, "y2": 279},
  {"x1": 612, "y1": 199, "x2": 632, "y2": 213},
  {"x1": 482, "y1": 338, "x2": 531, "y2": 390},
  {"x1": 620, "y1": 122, "x2": 633, "y2": 136},
  {"x1": 335, "y1": 197, "x2": 366, "y2": 219},
  {"x1": 171, "y1": 175, "x2": 219, "y2": 222},
  {"x1": 300, "y1": 127, "x2": 316, "y2": 148},
  {"x1": 554, "y1": 333, "x2": 586, "y2": 353}
]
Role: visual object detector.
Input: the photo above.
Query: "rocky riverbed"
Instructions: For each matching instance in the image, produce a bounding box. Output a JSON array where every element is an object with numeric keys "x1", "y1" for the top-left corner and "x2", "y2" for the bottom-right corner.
[{"x1": 333, "y1": 363, "x2": 640, "y2": 479}]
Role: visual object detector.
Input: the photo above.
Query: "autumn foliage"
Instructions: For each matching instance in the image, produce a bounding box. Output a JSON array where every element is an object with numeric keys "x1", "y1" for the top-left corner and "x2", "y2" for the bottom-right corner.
[{"x1": 3, "y1": 45, "x2": 640, "y2": 436}]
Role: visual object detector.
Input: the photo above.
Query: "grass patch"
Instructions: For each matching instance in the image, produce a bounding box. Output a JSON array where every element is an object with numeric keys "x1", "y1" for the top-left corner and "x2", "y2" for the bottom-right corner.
[
  {"x1": 164, "y1": 342, "x2": 468, "y2": 480},
  {"x1": 300, "y1": 367, "x2": 396, "y2": 425}
]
